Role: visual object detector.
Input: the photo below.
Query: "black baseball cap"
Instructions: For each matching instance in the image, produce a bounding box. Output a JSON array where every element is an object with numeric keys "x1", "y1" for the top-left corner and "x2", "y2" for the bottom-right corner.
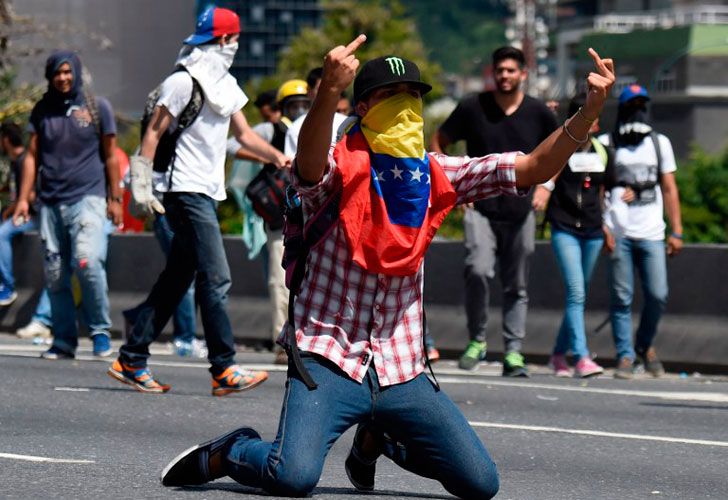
[{"x1": 353, "y1": 55, "x2": 432, "y2": 103}]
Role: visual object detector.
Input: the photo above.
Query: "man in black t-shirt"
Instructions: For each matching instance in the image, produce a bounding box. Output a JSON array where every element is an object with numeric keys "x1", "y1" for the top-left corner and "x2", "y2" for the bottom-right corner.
[{"x1": 431, "y1": 46, "x2": 557, "y2": 376}]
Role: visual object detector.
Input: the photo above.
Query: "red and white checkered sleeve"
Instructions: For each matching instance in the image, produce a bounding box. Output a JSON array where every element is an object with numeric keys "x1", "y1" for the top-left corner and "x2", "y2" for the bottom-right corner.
[
  {"x1": 431, "y1": 151, "x2": 529, "y2": 206},
  {"x1": 291, "y1": 145, "x2": 340, "y2": 213}
]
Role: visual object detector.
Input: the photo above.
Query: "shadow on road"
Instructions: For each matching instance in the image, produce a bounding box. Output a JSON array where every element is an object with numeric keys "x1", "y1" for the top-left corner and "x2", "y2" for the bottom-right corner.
[{"x1": 174, "y1": 483, "x2": 455, "y2": 499}]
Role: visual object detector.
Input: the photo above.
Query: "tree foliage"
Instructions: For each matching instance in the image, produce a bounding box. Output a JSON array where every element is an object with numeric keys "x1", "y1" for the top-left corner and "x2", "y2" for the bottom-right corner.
[
  {"x1": 400, "y1": 0, "x2": 507, "y2": 75},
  {"x1": 676, "y1": 147, "x2": 728, "y2": 243},
  {"x1": 247, "y1": 0, "x2": 442, "y2": 105}
]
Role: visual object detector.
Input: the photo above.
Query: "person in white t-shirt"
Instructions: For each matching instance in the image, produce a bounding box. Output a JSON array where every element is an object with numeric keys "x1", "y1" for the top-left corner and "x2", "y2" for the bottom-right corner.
[
  {"x1": 226, "y1": 82, "x2": 309, "y2": 364},
  {"x1": 599, "y1": 85, "x2": 683, "y2": 380},
  {"x1": 284, "y1": 67, "x2": 349, "y2": 157},
  {"x1": 110, "y1": 7, "x2": 288, "y2": 396}
]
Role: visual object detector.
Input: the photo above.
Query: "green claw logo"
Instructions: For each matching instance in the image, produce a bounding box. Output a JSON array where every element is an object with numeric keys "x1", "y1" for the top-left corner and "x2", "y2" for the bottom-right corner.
[{"x1": 385, "y1": 57, "x2": 405, "y2": 76}]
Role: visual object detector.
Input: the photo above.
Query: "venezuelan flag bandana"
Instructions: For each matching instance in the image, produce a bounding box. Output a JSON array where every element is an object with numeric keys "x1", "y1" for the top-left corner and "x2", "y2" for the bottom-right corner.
[{"x1": 334, "y1": 93, "x2": 457, "y2": 276}]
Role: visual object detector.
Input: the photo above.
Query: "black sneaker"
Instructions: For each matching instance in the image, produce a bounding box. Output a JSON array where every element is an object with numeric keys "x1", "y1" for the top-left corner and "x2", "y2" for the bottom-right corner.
[
  {"x1": 161, "y1": 427, "x2": 261, "y2": 487},
  {"x1": 502, "y1": 352, "x2": 529, "y2": 377},
  {"x1": 636, "y1": 347, "x2": 665, "y2": 378},
  {"x1": 345, "y1": 425, "x2": 382, "y2": 491}
]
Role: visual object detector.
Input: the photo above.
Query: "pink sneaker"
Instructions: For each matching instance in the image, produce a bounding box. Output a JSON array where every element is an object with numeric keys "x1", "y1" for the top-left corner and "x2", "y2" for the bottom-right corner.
[
  {"x1": 549, "y1": 354, "x2": 571, "y2": 378},
  {"x1": 574, "y1": 357, "x2": 604, "y2": 378}
]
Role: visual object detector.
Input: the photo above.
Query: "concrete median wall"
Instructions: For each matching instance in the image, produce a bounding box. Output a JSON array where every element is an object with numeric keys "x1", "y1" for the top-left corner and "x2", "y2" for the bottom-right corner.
[{"x1": 3, "y1": 233, "x2": 726, "y2": 371}]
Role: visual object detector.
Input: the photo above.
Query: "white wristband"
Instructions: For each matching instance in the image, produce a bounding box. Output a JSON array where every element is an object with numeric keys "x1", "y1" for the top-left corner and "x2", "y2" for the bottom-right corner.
[{"x1": 541, "y1": 180, "x2": 555, "y2": 192}]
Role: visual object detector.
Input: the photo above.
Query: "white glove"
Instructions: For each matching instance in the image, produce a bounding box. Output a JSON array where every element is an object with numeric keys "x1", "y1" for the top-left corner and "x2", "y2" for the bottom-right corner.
[{"x1": 129, "y1": 155, "x2": 165, "y2": 218}]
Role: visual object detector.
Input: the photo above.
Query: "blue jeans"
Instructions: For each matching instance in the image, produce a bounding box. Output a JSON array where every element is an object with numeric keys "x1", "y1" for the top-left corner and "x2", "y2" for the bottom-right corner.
[
  {"x1": 551, "y1": 229, "x2": 604, "y2": 361},
  {"x1": 40, "y1": 196, "x2": 111, "y2": 354},
  {"x1": 150, "y1": 213, "x2": 196, "y2": 343},
  {"x1": 223, "y1": 355, "x2": 499, "y2": 499},
  {"x1": 608, "y1": 238, "x2": 668, "y2": 360},
  {"x1": 119, "y1": 193, "x2": 235, "y2": 375},
  {"x1": 0, "y1": 216, "x2": 52, "y2": 326}
]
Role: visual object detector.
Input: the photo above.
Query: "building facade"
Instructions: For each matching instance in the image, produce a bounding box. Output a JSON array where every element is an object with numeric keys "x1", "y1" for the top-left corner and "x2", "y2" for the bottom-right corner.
[{"x1": 197, "y1": 0, "x2": 322, "y2": 83}]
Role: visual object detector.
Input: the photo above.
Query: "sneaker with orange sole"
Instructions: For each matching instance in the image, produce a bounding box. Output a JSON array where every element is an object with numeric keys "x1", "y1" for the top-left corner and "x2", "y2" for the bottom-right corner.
[
  {"x1": 211, "y1": 365, "x2": 268, "y2": 397},
  {"x1": 107, "y1": 359, "x2": 171, "y2": 394}
]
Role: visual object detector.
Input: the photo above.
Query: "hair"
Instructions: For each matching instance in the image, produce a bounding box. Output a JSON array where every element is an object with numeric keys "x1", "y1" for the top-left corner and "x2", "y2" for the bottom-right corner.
[
  {"x1": 492, "y1": 46, "x2": 525, "y2": 68},
  {"x1": 254, "y1": 89, "x2": 279, "y2": 110},
  {"x1": 568, "y1": 93, "x2": 587, "y2": 117},
  {"x1": 0, "y1": 121, "x2": 23, "y2": 147},
  {"x1": 306, "y1": 67, "x2": 323, "y2": 89}
]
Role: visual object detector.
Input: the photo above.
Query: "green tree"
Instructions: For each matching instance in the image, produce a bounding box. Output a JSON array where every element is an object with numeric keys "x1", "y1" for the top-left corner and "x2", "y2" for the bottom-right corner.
[
  {"x1": 676, "y1": 147, "x2": 728, "y2": 243},
  {"x1": 250, "y1": 0, "x2": 442, "y2": 104}
]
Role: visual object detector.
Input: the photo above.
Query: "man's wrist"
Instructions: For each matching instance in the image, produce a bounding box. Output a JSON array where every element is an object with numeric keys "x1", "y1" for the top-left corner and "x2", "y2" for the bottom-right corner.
[
  {"x1": 540, "y1": 180, "x2": 555, "y2": 192},
  {"x1": 670, "y1": 232, "x2": 683, "y2": 240}
]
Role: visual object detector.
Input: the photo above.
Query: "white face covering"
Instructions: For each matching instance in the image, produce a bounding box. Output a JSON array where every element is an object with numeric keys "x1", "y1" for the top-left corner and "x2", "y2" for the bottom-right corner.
[
  {"x1": 176, "y1": 42, "x2": 247, "y2": 117},
  {"x1": 218, "y1": 42, "x2": 238, "y2": 70}
]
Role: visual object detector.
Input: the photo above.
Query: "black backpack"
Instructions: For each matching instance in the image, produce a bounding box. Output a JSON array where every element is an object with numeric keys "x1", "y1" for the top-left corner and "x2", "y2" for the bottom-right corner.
[
  {"x1": 140, "y1": 67, "x2": 204, "y2": 180},
  {"x1": 244, "y1": 118, "x2": 292, "y2": 231}
]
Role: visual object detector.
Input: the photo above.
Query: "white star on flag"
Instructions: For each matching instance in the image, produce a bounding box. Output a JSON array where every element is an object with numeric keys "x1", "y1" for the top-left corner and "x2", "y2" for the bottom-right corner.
[
  {"x1": 425, "y1": 174, "x2": 430, "y2": 184},
  {"x1": 390, "y1": 165, "x2": 404, "y2": 180},
  {"x1": 376, "y1": 170, "x2": 386, "y2": 182},
  {"x1": 410, "y1": 167, "x2": 424, "y2": 182}
]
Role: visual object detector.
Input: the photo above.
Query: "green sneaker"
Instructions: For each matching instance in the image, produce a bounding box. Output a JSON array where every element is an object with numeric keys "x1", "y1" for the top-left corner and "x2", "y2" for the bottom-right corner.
[
  {"x1": 458, "y1": 340, "x2": 487, "y2": 370},
  {"x1": 503, "y1": 351, "x2": 529, "y2": 378}
]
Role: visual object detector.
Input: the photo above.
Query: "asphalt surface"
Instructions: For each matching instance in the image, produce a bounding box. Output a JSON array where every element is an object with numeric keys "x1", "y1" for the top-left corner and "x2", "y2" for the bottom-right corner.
[{"x1": 1, "y1": 334, "x2": 727, "y2": 500}]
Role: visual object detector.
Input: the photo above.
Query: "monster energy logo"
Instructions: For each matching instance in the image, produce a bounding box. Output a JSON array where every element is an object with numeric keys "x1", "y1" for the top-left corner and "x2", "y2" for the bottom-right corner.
[{"x1": 385, "y1": 57, "x2": 405, "y2": 76}]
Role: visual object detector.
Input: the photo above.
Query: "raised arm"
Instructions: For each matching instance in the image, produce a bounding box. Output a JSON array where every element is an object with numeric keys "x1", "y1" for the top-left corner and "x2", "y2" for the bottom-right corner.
[
  {"x1": 515, "y1": 48, "x2": 615, "y2": 188},
  {"x1": 297, "y1": 34, "x2": 366, "y2": 184},
  {"x1": 230, "y1": 111, "x2": 289, "y2": 168}
]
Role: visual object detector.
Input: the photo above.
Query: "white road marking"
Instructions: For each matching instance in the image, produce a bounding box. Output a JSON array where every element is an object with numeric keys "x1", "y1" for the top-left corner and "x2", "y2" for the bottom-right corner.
[
  {"x1": 469, "y1": 421, "x2": 728, "y2": 448},
  {"x1": 1, "y1": 345, "x2": 726, "y2": 402},
  {"x1": 54, "y1": 387, "x2": 90, "y2": 392},
  {"x1": 0, "y1": 452, "x2": 94, "y2": 464},
  {"x1": 438, "y1": 376, "x2": 728, "y2": 403}
]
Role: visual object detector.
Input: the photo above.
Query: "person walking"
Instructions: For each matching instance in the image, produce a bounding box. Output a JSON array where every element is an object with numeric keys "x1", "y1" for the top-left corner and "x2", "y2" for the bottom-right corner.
[
  {"x1": 532, "y1": 94, "x2": 615, "y2": 378},
  {"x1": 109, "y1": 6, "x2": 287, "y2": 395},
  {"x1": 600, "y1": 85, "x2": 683, "y2": 379},
  {"x1": 431, "y1": 46, "x2": 558, "y2": 376},
  {"x1": 14, "y1": 51, "x2": 122, "y2": 359},
  {"x1": 159, "y1": 37, "x2": 615, "y2": 497}
]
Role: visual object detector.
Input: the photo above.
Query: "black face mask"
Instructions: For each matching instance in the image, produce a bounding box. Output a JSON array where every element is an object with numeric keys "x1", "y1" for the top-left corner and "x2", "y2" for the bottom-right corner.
[{"x1": 615, "y1": 103, "x2": 652, "y2": 147}]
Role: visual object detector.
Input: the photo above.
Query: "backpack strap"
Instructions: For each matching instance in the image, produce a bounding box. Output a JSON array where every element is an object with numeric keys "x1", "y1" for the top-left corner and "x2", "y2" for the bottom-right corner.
[
  {"x1": 285, "y1": 189, "x2": 342, "y2": 390},
  {"x1": 649, "y1": 131, "x2": 663, "y2": 177},
  {"x1": 166, "y1": 68, "x2": 204, "y2": 188},
  {"x1": 590, "y1": 136, "x2": 608, "y2": 168}
]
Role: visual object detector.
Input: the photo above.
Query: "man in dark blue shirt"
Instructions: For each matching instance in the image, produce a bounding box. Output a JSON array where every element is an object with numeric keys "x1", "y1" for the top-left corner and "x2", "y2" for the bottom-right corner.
[{"x1": 14, "y1": 51, "x2": 122, "y2": 359}]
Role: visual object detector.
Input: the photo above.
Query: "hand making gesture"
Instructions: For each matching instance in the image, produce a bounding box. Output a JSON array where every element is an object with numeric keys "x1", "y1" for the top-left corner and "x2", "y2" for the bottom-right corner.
[
  {"x1": 320, "y1": 34, "x2": 367, "y2": 95},
  {"x1": 581, "y1": 48, "x2": 615, "y2": 120}
]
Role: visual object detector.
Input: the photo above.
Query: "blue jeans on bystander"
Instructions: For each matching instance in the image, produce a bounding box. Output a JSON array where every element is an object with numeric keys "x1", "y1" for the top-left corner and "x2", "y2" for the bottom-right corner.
[
  {"x1": 40, "y1": 195, "x2": 111, "y2": 354},
  {"x1": 608, "y1": 237, "x2": 668, "y2": 361},
  {"x1": 550, "y1": 229, "x2": 604, "y2": 361},
  {"x1": 222, "y1": 354, "x2": 499, "y2": 499},
  {"x1": 0, "y1": 216, "x2": 53, "y2": 325},
  {"x1": 119, "y1": 192, "x2": 235, "y2": 375},
  {"x1": 150, "y1": 213, "x2": 196, "y2": 343}
]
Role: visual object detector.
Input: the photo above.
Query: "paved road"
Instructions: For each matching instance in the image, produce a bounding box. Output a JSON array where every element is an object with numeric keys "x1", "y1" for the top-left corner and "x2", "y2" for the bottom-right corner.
[{"x1": 1, "y1": 334, "x2": 727, "y2": 500}]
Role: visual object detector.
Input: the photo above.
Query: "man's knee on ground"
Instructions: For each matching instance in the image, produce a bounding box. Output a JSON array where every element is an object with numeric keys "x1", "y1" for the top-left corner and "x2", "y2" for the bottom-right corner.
[
  {"x1": 265, "y1": 456, "x2": 321, "y2": 497},
  {"x1": 448, "y1": 465, "x2": 499, "y2": 500}
]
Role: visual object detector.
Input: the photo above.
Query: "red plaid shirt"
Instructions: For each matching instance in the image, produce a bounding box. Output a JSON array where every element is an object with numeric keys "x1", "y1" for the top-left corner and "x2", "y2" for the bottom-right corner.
[{"x1": 281, "y1": 149, "x2": 522, "y2": 386}]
